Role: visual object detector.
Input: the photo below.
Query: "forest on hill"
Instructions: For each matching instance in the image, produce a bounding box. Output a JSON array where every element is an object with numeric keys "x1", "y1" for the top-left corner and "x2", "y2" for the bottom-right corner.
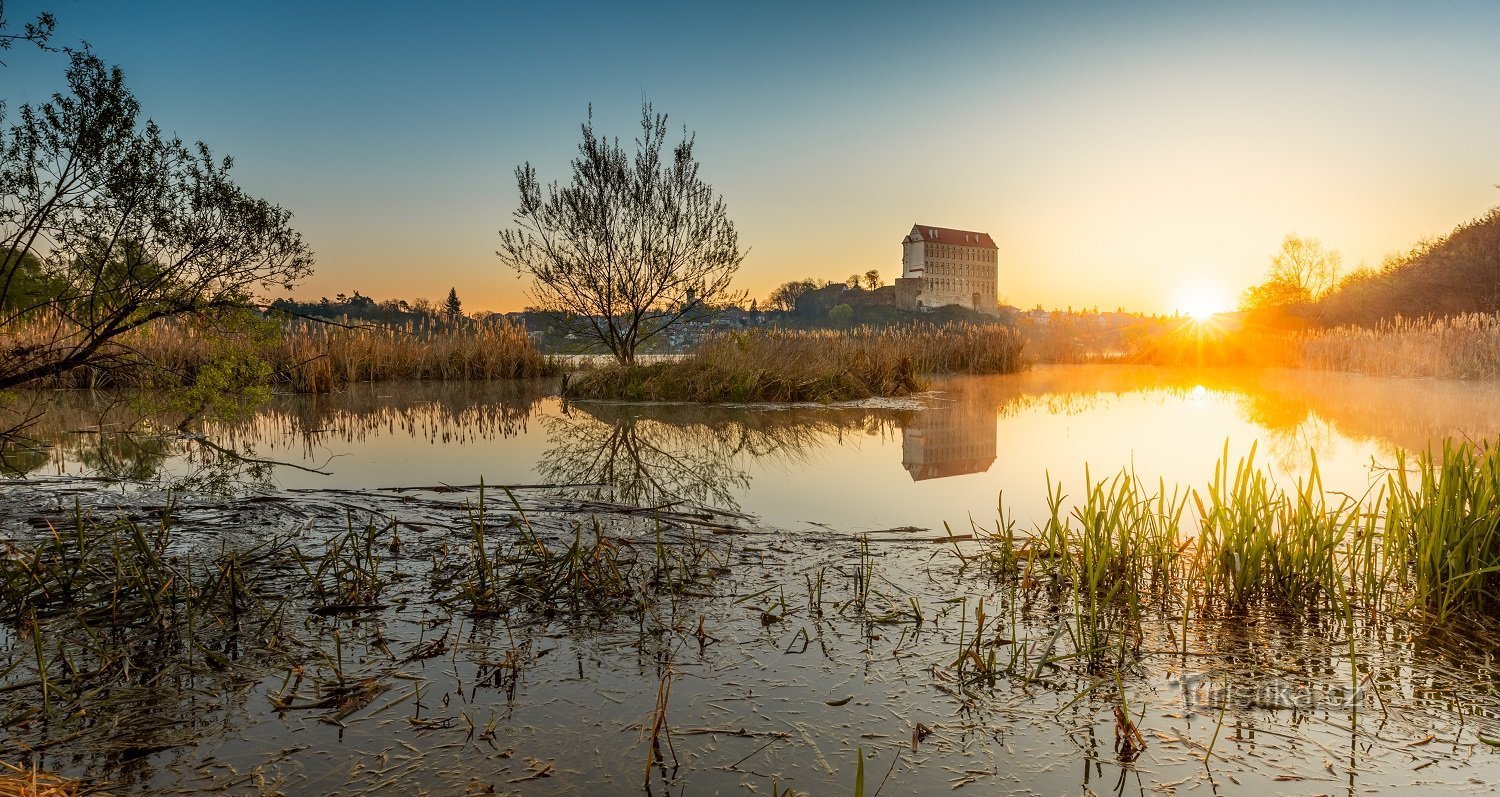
[{"x1": 1317, "y1": 207, "x2": 1500, "y2": 325}]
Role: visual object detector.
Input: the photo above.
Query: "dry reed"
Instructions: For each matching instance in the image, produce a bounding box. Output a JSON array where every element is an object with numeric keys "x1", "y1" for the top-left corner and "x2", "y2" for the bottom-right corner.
[
  {"x1": 1021, "y1": 311, "x2": 1500, "y2": 378},
  {"x1": 1295, "y1": 313, "x2": 1500, "y2": 379},
  {"x1": 0, "y1": 762, "x2": 85, "y2": 797},
  {"x1": 1, "y1": 311, "x2": 556, "y2": 393},
  {"x1": 565, "y1": 323, "x2": 1027, "y2": 402}
]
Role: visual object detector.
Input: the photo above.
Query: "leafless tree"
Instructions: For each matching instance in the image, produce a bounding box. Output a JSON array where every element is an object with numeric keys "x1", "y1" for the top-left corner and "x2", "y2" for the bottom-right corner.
[
  {"x1": 0, "y1": 52, "x2": 313, "y2": 391},
  {"x1": 497, "y1": 102, "x2": 743, "y2": 364},
  {"x1": 1240, "y1": 234, "x2": 1340, "y2": 310}
]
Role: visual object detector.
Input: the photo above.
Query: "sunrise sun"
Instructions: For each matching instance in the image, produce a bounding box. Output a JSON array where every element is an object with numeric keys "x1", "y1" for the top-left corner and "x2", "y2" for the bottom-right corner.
[{"x1": 1174, "y1": 284, "x2": 1231, "y2": 321}]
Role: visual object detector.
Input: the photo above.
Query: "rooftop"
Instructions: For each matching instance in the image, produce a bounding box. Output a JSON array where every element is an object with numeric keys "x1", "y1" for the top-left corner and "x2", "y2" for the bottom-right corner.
[{"x1": 906, "y1": 224, "x2": 998, "y2": 249}]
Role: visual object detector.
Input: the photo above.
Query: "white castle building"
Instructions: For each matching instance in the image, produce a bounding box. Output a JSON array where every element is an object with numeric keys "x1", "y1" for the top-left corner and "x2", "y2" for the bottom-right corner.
[{"x1": 895, "y1": 224, "x2": 999, "y2": 313}]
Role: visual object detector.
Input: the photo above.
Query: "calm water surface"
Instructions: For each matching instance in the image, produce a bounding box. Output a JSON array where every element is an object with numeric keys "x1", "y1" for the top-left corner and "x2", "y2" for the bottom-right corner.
[{"x1": 26, "y1": 364, "x2": 1500, "y2": 534}]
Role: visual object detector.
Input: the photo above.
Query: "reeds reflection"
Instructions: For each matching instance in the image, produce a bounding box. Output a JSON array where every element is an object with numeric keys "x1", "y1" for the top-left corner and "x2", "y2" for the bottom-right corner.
[
  {"x1": 213, "y1": 379, "x2": 553, "y2": 455},
  {"x1": 540, "y1": 401, "x2": 915, "y2": 511},
  {"x1": 9, "y1": 367, "x2": 1500, "y2": 524}
]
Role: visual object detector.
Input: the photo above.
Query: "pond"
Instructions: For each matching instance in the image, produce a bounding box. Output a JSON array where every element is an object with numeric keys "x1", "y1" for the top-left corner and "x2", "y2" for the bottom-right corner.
[
  {"x1": 21, "y1": 364, "x2": 1500, "y2": 531},
  {"x1": 6, "y1": 364, "x2": 1500, "y2": 795}
]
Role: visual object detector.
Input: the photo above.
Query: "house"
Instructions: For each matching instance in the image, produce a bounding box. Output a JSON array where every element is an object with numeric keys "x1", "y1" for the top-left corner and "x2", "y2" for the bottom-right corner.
[{"x1": 894, "y1": 224, "x2": 999, "y2": 313}]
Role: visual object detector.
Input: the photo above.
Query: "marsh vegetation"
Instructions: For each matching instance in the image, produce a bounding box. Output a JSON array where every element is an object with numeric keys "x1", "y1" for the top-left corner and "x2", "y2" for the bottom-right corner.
[{"x1": 5, "y1": 368, "x2": 1500, "y2": 794}]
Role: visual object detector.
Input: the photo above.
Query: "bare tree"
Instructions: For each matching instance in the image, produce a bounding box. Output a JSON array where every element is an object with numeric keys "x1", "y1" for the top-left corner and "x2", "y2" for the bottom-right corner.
[
  {"x1": 497, "y1": 102, "x2": 744, "y2": 364},
  {"x1": 1240, "y1": 234, "x2": 1340, "y2": 310},
  {"x1": 0, "y1": 51, "x2": 312, "y2": 391}
]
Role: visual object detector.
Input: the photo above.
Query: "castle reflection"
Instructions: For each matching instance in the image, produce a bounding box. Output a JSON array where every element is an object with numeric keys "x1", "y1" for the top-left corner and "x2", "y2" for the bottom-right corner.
[{"x1": 902, "y1": 396, "x2": 996, "y2": 481}]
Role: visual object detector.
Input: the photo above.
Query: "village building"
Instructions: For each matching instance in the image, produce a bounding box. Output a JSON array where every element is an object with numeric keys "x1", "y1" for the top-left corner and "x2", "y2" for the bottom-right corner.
[{"x1": 894, "y1": 224, "x2": 1000, "y2": 313}]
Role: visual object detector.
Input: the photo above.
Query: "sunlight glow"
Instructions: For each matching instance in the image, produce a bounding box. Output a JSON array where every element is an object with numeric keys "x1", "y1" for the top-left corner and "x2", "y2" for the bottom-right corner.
[{"x1": 1174, "y1": 284, "x2": 1231, "y2": 322}]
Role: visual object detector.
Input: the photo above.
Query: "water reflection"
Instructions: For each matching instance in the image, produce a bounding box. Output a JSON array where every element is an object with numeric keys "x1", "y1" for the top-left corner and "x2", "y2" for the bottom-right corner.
[
  {"x1": 903, "y1": 381, "x2": 997, "y2": 480},
  {"x1": 216, "y1": 379, "x2": 552, "y2": 452},
  {"x1": 10, "y1": 367, "x2": 1500, "y2": 524},
  {"x1": 542, "y1": 401, "x2": 913, "y2": 511}
]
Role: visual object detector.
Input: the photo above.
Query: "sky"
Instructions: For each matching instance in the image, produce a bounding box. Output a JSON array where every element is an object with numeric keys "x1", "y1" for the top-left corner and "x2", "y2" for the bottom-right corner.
[{"x1": 5, "y1": 0, "x2": 1500, "y2": 315}]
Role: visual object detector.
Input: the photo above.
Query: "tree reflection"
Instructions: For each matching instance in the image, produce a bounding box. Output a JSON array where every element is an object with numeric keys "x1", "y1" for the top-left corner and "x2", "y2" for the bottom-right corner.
[
  {"x1": 2, "y1": 380, "x2": 553, "y2": 489},
  {"x1": 539, "y1": 401, "x2": 913, "y2": 512}
]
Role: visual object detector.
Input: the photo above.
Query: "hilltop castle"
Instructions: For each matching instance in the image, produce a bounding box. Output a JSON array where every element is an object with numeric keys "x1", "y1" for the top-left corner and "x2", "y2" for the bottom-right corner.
[{"x1": 894, "y1": 224, "x2": 999, "y2": 313}]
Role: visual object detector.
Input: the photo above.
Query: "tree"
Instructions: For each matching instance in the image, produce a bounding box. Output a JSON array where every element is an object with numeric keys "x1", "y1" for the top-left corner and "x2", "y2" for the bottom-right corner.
[
  {"x1": 845, "y1": 273, "x2": 861, "y2": 289},
  {"x1": 0, "y1": 1, "x2": 55, "y2": 66},
  {"x1": 444, "y1": 287, "x2": 462, "y2": 320},
  {"x1": 827, "y1": 303, "x2": 853, "y2": 327},
  {"x1": 496, "y1": 102, "x2": 744, "y2": 365},
  {"x1": 1240, "y1": 234, "x2": 1340, "y2": 311},
  {"x1": 0, "y1": 51, "x2": 312, "y2": 391},
  {"x1": 767, "y1": 278, "x2": 819, "y2": 312},
  {"x1": 863, "y1": 269, "x2": 880, "y2": 290}
]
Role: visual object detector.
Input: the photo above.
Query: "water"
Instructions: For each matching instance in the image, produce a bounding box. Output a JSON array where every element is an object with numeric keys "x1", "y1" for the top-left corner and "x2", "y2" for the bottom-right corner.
[
  {"x1": 20, "y1": 364, "x2": 1500, "y2": 533},
  {"x1": 9, "y1": 364, "x2": 1500, "y2": 794}
]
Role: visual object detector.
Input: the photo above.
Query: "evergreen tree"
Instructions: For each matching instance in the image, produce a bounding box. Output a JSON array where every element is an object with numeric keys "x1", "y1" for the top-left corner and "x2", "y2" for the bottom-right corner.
[{"x1": 444, "y1": 287, "x2": 463, "y2": 320}]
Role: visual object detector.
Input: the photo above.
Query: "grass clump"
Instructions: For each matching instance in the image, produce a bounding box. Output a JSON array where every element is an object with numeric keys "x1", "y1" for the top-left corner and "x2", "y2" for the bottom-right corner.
[
  {"x1": 0, "y1": 502, "x2": 291, "y2": 750},
  {"x1": 565, "y1": 323, "x2": 1025, "y2": 402},
  {"x1": 981, "y1": 438, "x2": 1500, "y2": 628},
  {"x1": 441, "y1": 487, "x2": 723, "y2": 625}
]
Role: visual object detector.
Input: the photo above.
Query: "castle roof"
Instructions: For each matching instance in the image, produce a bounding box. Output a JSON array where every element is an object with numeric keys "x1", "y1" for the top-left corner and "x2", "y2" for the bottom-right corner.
[{"x1": 906, "y1": 224, "x2": 997, "y2": 249}]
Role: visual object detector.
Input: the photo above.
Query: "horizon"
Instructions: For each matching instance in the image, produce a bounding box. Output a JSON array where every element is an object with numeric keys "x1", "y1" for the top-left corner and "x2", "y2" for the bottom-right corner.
[{"x1": 6, "y1": 0, "x2": 1499, "y2": 315}]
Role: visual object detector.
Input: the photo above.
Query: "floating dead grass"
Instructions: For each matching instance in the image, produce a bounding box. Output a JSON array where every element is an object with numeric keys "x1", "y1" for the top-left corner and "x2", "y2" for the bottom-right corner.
[{"x1": 0, "y1": 762, "x2": 86, "y2": 797}]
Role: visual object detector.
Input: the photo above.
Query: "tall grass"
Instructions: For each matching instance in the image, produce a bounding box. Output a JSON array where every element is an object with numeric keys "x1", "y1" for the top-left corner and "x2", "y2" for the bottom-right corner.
[
  {"x1": 2, "y1": 310, "x2": 556, "y2": 393},
  {"x1": 1296, "y1": 313, "x2": 1500, "y2": 379},
  {"x1": 565, "y1": 323, "x2": 1027, "y2": 402},
  {"x1": 982, "y1": 439, "x2": 1500, "y2": 628},
  {"x1": 1021, "y1": 310, "x2": 1500, "y2": 378},
  {"x1": 269, "y1": 317, "x2": 556, "y2": 391}
]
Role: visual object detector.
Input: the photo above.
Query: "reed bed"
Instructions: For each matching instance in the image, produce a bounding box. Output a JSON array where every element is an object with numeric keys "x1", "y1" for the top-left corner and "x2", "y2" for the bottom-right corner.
[
  {"x1": 271, "y1": 317, "x2": 556, "y2": 392},
  {"x1": 1021, "y1": 310, "x2": 1500, "y2": 378},
  {"x1": 974, "y1": 438, "x2": 1500, "y2": 644},
  {"x1": 2, "y1": 310, "x2": 557, "y2": 393},
  {"x1": 565, "y1": 323, "x2": 1027, "y2": 402},
  {"x1": 1295, "y1": 313, "x2": 1500, "y2": 379}
]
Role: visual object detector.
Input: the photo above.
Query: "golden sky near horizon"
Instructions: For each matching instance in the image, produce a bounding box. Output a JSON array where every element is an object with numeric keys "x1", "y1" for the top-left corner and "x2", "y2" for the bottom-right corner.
[{"x1": 12, "y1": 1, "x2": 1499, "y2": 316}]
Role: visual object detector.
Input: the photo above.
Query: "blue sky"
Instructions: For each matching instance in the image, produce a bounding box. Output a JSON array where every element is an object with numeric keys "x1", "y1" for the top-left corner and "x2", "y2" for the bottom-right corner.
[{"x1": 6, "y1": 0, "x2": 1499, "y2": 312}]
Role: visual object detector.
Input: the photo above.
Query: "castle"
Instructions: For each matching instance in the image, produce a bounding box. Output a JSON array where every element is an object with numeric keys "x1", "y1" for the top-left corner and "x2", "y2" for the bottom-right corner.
[{"x1": 893, "y1": 224, "x2": 999, "y2": 313}]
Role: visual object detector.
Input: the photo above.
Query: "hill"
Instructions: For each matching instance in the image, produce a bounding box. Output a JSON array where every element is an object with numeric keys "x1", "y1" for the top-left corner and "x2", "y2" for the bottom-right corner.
[{"x1": 1320, "y1": 207, "x2": 1500, "y2": 325}]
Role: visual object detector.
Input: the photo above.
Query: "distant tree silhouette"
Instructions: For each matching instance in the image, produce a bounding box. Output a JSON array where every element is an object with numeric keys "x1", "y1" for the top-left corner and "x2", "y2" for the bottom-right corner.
[
  {"x1": 767, "y1": 278, "x2": 820, "y2": 312},
  {"x1": 497, "y1": 101, "x2": 744, "y2": 365},
  {"x1": 864, "y1": 269, "x2": 880, "y2": 290},
  {"x1": 444, "y1": 287, "x2": 463, "y2": 320}
]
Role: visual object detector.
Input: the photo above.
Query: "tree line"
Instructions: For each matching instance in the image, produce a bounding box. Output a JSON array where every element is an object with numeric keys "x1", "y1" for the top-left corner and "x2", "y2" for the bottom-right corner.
[
  {"x1": 270, "y1": 287, "x2": 468, "y2": 326},
  {"x1": 1240, "y1": 206, "x2": 1500, "y2": 327}
]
